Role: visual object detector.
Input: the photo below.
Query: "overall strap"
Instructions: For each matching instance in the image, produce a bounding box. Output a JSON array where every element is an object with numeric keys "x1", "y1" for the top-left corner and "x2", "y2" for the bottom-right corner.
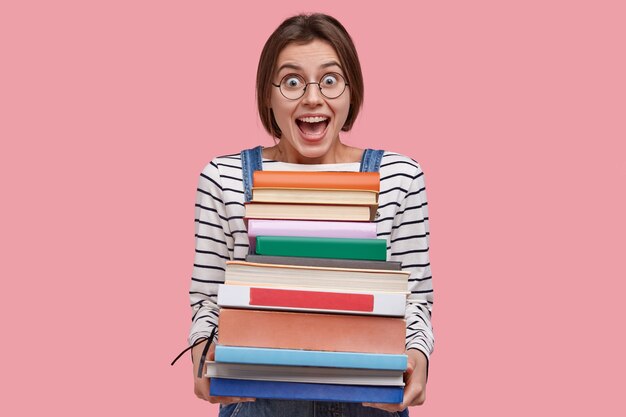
[
  {"x1": 359, "y1": 148, "x2": 385, "y2": 172},
  {"x1": 240, "y1": 145, "x2": 264, "y2": 202}
]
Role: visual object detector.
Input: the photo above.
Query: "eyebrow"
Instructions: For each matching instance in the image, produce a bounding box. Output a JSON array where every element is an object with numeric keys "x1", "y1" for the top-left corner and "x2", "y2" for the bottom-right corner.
[{"x1": 276, "y1": 61, "x2": 343, "y2": 73}]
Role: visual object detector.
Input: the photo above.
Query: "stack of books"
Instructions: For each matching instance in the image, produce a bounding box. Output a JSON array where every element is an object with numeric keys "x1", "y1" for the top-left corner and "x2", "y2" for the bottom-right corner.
[{"x1": 207, "y1": 171, "x2": 409, "y2": 403}]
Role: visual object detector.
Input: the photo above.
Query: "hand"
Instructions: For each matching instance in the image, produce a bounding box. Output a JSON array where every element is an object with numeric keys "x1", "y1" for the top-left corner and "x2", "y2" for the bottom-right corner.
[
  {"x1": 192, "y1": 340, "x2": 255, "y2": 404},
  {"x1": 363, "y1": 349, "x2": 427, "y2": 412}
]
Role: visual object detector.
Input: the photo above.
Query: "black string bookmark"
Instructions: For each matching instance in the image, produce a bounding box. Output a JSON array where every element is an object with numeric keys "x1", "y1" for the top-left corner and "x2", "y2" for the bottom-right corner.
[
  {"x1": 197, "y1": 327, "x2": 216, "y2": 378},
  {"x1": 170, "y1": 327, "x2": 217, "y2": 375}
]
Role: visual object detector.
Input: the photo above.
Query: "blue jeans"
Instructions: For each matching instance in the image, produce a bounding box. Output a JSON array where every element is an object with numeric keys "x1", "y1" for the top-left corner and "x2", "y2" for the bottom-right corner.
[{"x1": 219, "y1": 399, "x2": 409, "y2": 417}]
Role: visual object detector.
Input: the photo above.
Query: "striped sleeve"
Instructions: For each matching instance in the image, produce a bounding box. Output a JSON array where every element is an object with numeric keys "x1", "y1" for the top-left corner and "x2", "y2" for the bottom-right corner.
[
  {"x1": 389, "y1": 163, "x2": 434, "y2": 359},
  {"x1": 188, "y1": 159, "x2": 233, "y2": 345}
]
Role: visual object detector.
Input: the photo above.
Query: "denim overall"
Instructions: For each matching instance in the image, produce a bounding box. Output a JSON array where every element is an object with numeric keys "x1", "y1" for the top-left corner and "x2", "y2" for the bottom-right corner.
[{"x1": 219, "y1": 146, "x2": 409, "y2": 417}]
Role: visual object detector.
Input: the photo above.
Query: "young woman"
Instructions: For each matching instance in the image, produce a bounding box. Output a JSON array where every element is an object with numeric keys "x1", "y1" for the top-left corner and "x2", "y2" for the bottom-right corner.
[{"x1": 188, "y1": 13, "x2": 434, "y2": 417}]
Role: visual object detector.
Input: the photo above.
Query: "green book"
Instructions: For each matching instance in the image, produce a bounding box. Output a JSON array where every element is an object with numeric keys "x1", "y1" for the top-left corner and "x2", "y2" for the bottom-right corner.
[{"x1": 255, "y1": 236, "x2": 387, "y2": 261}]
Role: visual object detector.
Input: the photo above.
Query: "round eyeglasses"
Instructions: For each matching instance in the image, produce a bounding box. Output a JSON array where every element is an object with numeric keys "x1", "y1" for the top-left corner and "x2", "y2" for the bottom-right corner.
[{"x1": 272, "y1": 72, "x2": 349, "y2": 100}]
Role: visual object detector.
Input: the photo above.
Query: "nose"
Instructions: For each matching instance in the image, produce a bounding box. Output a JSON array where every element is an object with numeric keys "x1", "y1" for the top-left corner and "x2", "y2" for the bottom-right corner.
[{"x1": 301, "y1": 82, "x2": 324, "y2": 105}]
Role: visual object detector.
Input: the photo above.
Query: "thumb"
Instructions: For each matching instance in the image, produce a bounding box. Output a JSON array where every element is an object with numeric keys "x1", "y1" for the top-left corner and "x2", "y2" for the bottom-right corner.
[
  {"x1": 404, "y1": 353, "x2": 417, "y2": 377},
  {"x1": 407, "y1": 353, "x2": 417, "y2": 371}
]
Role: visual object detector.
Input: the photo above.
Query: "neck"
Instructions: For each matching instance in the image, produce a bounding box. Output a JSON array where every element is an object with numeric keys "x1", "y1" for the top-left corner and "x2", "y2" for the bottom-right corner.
[{"x1": 267, "y1": 140, "x2": 362, "y2": 164}]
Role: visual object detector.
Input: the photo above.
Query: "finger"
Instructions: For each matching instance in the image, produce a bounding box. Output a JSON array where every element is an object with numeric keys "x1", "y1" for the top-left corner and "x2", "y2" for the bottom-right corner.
[
  {"x1": 404, "y1": 381, "x2": 425, "y2": 407},
  {"x1": 406, "y1": 358, "x2": 416, "y2": 371},
  {"x1": 408, "y1": 388, "x2": 426, "y2": 406},
  {"x1": 195, "y1": 379, "x2": 212, "y2": 401},
  {"x1": 208, "y1": 395, "x2": 235, "y2": 404},
  {"x1": 404, "y1": 360, "x2": 416, "y2": 380},
  {"x1": 209, "y1": 396, "x2": 256, "y2": 404},
  {"x1": 230, "y1": 397, "x2": 256, "y2": 403},
  {"x1": 402, "y1": 381, "x2": 418, "y2": 404},
  {"x1": 403, "y1": 368, "x2": 413, "y2": 382},
  {"x1": 362, "y1": 402, "x2": 403, "y2": 413}
]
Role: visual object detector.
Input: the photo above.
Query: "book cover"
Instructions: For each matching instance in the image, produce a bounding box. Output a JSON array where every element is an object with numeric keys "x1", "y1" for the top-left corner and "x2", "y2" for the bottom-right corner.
[
  {"x1": 245, "y1": 254, "x2": 402, "y2": 271},
  {"x1": 210, "y1": 378, "x2": 404, "y2": 403},
  {"x1": 217, "y1": 284, "x2": 406, "y2": 317},
  {"x1": 255, "y1": 236, "x2": 387, "y2": 261},
  {"x1": 247, "y1": 219, "x2": 377, "y2": 252},
  {"x1": 253, "y1": 170, "x2": 380, "y2": 192},
  {"x1": 218, "y1": 308, "x2": 406, "y2": 354},
  {"x1": 214, "y1": 345, "x2": 408, "y2": 371}
]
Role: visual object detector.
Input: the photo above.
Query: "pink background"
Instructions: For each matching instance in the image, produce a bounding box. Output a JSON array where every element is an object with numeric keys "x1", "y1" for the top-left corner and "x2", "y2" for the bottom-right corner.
[{"x1": 1, "y1": 0, "x2": 624, "y2": 415}]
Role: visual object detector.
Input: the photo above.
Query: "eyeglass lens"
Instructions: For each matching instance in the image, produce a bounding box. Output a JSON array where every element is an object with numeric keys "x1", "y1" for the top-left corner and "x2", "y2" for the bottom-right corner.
[{"x1": 279, "y1": 73, "x2": 347, "y2": 100}]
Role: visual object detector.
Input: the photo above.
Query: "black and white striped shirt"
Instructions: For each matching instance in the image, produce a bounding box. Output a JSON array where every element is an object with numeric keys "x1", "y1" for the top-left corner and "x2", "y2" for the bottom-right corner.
[{"x1": 189, "y1": 151, "x2": 434, "y2": 359}]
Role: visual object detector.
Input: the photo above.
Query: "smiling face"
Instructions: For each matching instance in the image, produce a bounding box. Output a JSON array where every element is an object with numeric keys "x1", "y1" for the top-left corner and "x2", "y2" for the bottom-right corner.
[{"x1": 270, "y1": 39, "x2": 351, "y2": 163}]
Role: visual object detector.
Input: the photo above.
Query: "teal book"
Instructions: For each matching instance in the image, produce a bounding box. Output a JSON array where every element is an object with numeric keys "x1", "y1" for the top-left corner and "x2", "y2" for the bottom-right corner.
[
  {"x1": 215, "y1": 345, "x2": 408, "y2": 370},
  {"x1": 255, "y1": 236, "x2": 387, "y2": 261}
]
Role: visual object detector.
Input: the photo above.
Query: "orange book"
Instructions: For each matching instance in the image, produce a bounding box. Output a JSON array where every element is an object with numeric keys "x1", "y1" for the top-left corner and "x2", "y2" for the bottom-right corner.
[
  {"x1": 218, "y1": 309, "x2": 406, "y2": 354},
  {"x1": 253, "y1": 171, "x2": 380, "y2": 192}
]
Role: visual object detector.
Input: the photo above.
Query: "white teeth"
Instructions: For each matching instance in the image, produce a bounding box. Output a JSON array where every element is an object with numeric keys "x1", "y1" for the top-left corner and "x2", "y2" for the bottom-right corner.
[{"x1": 297, "y1": 116, "x2": 328, "y2": 123}]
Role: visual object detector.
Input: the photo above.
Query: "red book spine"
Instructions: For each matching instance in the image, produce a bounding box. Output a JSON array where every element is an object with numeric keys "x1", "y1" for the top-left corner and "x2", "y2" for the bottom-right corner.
[{"x1": 249, "y1": 288, "x2": 374, "y2": 312}]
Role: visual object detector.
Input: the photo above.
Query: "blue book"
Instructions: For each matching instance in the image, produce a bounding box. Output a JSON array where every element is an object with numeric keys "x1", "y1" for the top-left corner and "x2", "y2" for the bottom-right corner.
[
  {"x1": 215, "y1": 345, "x2": 407, "y2": 371},
  {"x1": 210, "y1": 378, "x2": 404, "y2": 403}
]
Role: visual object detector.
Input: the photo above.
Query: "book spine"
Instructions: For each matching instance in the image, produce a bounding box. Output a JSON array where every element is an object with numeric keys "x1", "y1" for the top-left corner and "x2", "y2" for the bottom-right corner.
[
  {"x1": 210, "y1": 378, "x2": 404, "y2": 403},
  {"x1": 248, "y1": 219, "x2": 377, "y2": 238},
  {"x1": 244, "y1": 202, "x2": 373, "y2": 222},
  {"x1": 252, "y1": 171, "x2": 380, "y2": 191},
  {"x1": 214, "y1": 345, "x2": 408, "y2": 370},
  {"x1": 247, "y1": 220, "x2": 377, "y2": 251},
  {"x1": 255, "y1": 236, "x2": 387, "y2": 261},
  {"x1": 218, "y1": 309, "x2": 406, "y2": 354},
  {"x1": 205, "y1": 362, "x2": 404, "y2": 386},
  {"x1": 244, "y1": 254, "x2": 402, "y2": 271},
  {"x1": 218, "y1": 285, "x2": 406, "y2": 317}
]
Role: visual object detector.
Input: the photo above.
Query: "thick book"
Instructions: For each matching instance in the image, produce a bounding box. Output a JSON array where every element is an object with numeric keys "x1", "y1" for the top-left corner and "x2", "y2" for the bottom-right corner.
[
  {"x1": 247, "y1": 219, "x2": 377, "y2": 252},
  {"x1": 205, "y1": 362, "x2": 404, "y2": 386},
  {"x1": 225, "y1": 261, "x2": 410, "y2": 293},
  {"x1": 253, "y1": 170, "x2": 380, "y2": 192},
  {"x1": 246, "y1": 254, "x2": 402, "y2": 271},
  {"x1": 255, "y1": 236, "x2": 387, "y2": 261},
  {"x1": 252, "y1": 187, "x2": 378, "y2": 205},
  {"x1": 214, "y1": 345, "x2": 408, "y2": 371},
  {"x1": 210, "y1": 378, "x2": 404, "y2": 403},
  {"x1": 244, "y1": 202, "x2": 376, "y2": 222},
  {"x1": 218, "y1": 309, "x2": 406, "y2": 354},
  {"x1": 217, "y1": 284, "x2": 406, "y2": 317}
]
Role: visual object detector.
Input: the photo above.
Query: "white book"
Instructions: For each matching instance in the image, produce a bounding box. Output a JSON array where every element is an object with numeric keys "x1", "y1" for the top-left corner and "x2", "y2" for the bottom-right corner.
[
  {"x1": 217, "y1": 284, "x2": 406, "y2": 317},
  {"x1": 224, "y1": 261, "x2": 410, "y2": 293},
  {"x1": 252, "y1": 188, "x2": 378, "y2": 205},
  {"x1": 205, "y1": 361, "x2": 405, "y2": 386}
]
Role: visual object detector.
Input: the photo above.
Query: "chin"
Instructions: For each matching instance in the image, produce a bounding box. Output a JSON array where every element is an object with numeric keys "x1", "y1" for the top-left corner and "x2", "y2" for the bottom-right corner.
[{"x1": 295, "y1": 136, "x2": 335, "y2": 159}]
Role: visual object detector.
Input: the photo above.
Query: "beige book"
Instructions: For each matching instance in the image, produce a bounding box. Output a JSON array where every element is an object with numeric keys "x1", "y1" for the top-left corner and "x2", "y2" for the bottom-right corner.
[
  {"x1": 252, "y1": 187, "x2": 378, "y2": 205},
  {"x1": 244, "y1": 202, "x2": 377, "y2": 222}
]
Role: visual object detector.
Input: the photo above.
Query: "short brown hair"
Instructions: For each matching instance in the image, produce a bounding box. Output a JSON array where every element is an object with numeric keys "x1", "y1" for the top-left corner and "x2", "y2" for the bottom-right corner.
[{"x1": 256, "y1": 13, "x2": 365, "y2": 139}]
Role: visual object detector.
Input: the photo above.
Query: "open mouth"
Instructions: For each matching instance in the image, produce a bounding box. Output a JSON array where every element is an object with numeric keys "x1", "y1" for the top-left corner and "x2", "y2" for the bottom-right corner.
[{"x1": 295, "y1": 116, "x2": 330, "y2": 139}]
